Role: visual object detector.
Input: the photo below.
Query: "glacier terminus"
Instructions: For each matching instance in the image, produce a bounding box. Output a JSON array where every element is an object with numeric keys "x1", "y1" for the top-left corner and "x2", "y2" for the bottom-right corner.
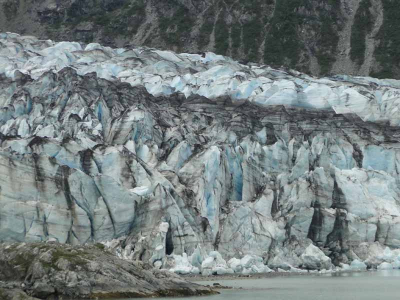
[{"x1": 2, "y1": 32, "x2": 400, "y2": 275}]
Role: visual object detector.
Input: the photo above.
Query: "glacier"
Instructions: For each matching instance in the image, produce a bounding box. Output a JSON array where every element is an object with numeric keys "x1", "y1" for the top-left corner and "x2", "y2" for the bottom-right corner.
[{"x1": 1, "y1": 32, "x2": 400, "y2": 273}]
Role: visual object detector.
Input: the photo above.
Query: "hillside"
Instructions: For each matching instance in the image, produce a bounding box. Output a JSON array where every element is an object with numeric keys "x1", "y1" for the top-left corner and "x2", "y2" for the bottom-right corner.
[{"x1": 0, "y1": 0, "x2": 399, "y2": 78}]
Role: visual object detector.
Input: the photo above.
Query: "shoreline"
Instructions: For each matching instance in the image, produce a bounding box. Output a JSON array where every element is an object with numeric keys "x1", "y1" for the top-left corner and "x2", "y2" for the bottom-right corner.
[
  {"x1": 184, "y1": 269, "x2": 374, "y2": 283},
  {"x1": 185, "y1": 271, "x2": 324, "y2": 282}
]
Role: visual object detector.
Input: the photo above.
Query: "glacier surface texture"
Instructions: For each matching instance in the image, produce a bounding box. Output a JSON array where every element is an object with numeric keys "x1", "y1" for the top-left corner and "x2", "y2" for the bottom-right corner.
[{"x1": 2, "y1": 32, "x2": 400, "y2": 272}]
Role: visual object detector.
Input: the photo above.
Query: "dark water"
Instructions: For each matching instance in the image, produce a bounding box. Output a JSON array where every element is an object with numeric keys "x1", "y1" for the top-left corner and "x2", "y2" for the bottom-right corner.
[{"x1": 135, "y1": 270, "x2": 400, "y2": 300}]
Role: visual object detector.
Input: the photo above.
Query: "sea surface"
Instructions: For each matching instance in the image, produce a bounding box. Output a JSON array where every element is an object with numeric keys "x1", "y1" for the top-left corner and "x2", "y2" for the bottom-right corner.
[{"x1": 134, "y1": 270, "x2": 400, "y2": 300}]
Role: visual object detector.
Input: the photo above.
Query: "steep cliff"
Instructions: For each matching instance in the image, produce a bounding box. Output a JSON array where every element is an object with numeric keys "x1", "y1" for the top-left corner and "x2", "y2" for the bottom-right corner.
[
  {"x1": 1, "y1": 33, "x2": 400, "y2": 272},
  {"x1": 0, "y1": 0, "x2": 399, "y2": 78}
]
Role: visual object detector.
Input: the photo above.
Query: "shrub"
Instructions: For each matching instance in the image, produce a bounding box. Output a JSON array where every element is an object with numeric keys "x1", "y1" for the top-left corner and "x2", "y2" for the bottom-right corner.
[
  {"x1": 350, "y1": 0, "x2": 373, "y2": 65},
  {"x1": 2, "y1": 0, "x2": 19, "y2": 21}
]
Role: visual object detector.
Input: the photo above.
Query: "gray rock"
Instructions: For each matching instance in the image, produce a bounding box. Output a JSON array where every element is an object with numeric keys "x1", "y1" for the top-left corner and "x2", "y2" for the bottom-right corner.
[
  {"x1": 0, "y1": 242, "x2": 215, "y2": 299},
  {"x1": 0, "y1": 288, "x2": 40, "y2": 300}
]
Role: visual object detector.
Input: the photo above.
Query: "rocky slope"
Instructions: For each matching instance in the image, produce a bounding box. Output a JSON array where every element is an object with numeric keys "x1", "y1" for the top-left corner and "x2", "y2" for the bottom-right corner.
[
  {"x1": 0, "y1": 242, "x2": 214, "y2": 299},
  {"x1": 0, "y1": 0, "x2": 399, "y2": 79},
  {"x1": 2, "y1": 32, "x2": 400, "y2": 274}
]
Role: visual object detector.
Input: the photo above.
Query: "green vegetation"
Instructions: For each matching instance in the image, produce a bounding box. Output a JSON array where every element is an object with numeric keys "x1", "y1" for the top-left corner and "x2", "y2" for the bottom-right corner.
[
  {"x1": 50, "y1": 0, "x2": 147, "y2": 39},
  {"x1": 95, "y1": 243, "x2": 106, "y2": 250},
  {"x1": 372, "y1": 0, "x2": 400, "y2": 78},
  {"x1": 242, "y1": 0, "x2": 272, "y2": 14},
  {"x1": 158, "y1": 2, "x2": 194, "y2": 49},
  {"x1": 236, "y1": 0, "x2": 267, "y2": 62},
  {"x1": 327, "y1": 0, "x2": 341, "y2": 10},
  {"x1": 264, "y1": 0, "x2": 340, "y2": 74},
  {"x1": 94, "y1": 13, "x2": 112, "y2": 26},
  {"x1": 243, "y1": 18, "x2": 263, "y2": 62},
  {"x1": 50, "y1": 248, "x2": 89, "y2": 266},
  {"x1": 198, "y1": 8, "x2": 215, "y2": 49},
  {"x1": 121, "y1": 0, "x2": 146, "y2": 35},
  {"x1": 312, "y1": 0, "x2": 342, "y2": 74},
  {"x1": 315, "y1": 14, "x2": 340, "y2": 74},
  {"x1": 3, "y1": 244, "x2": 105, "y2": 276},
  {"x1": 198, "y1": 20, "x2": 214, "y2": 49},
  {"x1": 264, "y1": 0, "x2": 307, "y2": 67},
  {"x1": 215, "y1": 11, "x2": 230, "y2": 55},
  {"x1": 243, "y1": 21, "x2": 263, "y2": 61},
  {"x1": 3, "y1": 244, "x2": 36, "y2": 276},
  {"x1": 350, "y1": 0, "x2": 373, "y2": 65},
  {"x1": 41, "y1": 0, "x2": 370, "y2": 77},
  {"x1": 90, "y1": 0, "x2": 147, "y2": 36},
  {"x1": 231, "y1": 23, "x2": 242, "y2": 56},
  {"x1": 2, "y1": 0, "x2": 19, "y2": 21},
  {"x1": 11, "y1": 252, "x2": 36, "y2": 272},
  {"x1": 38, "y1": 246, "x2": 92, "y2": 271}
]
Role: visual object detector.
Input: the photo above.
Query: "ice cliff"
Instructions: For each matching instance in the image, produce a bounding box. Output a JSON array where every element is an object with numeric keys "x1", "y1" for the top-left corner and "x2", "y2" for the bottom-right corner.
[{"x1": 2, "y1": 32, "x2": 400, "y2": 273}]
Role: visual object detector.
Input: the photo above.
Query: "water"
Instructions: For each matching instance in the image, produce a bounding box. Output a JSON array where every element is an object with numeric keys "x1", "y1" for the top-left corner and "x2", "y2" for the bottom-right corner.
[{"x1": 136, "y1": 270, "x2": 400, "y2": 300}]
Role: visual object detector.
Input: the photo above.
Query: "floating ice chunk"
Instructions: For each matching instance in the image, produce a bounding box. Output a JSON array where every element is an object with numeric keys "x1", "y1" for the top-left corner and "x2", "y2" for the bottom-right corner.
[
  {"x1": 277, "y1": 268, "x2": 288, "y2": 273},
  {"x1": 189, "y1": 246, "x2": 204, "y2": 269},
  {"x1": 201, "y1": 251, "x2": 230, "y2": 275},
  {"x1": 385, "y1": 247, "x2": 396, "y2": 258},
  {"x1": 250, "y1": 264, "x2": 273, "y2": 274},
  {"x1": 240, "y1": 254, "x2": 263, "y2": 268},
  {"x1": 223, "y1": 255, "x2": 273, "y2": 274},
  {"x1": 213, "y1": 266, "x2": 234, "y2": 275},
  {"x1": 301, "y1": 244, "x2": 332, "y2": 270},
  {"x1": 169, "y1": 253, "x2": 200, "y2": 275},
  {"x1": 392, "y1": 260, "x2": 400, "y2": 269},
  {"x1": 201, "y1": 257, "x2": 216, "y2": 269},
  {"x1": 350, "y1": 259, "x2": 367, "y2": 271},
  {"x1": 202, "y1": 269, "x2": 213, "y2": 276},
  {"x1": 340, "y1": 263, "x2": 351, "y2": 271},
  {"x1": 290, "y1": 266, "x2": 307, "y2": 273},
  {"x1": 228, "y1": 258, "x2": 243, "y2": 273},
  {"x1": 377, "y1": 262, "x2": 394, "y2": 270},
  {"x1": 319, "y1": 269, "x2": 332, "y2": 274}
]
